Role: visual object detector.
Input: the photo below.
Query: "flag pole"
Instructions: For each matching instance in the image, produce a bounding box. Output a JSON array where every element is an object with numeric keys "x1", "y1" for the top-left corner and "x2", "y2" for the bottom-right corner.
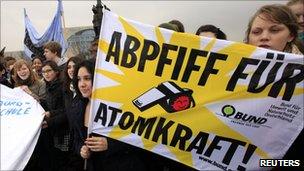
[
  {"x1": 60, "y1": 0, "x2": 66, "y2": 29},
  {"x1": 61, "y1": 12, "x2": 66, "y2": 29}
]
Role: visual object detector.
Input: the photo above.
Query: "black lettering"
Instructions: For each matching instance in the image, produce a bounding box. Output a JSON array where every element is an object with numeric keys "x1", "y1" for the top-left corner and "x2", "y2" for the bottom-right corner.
[
  {"x1": 94, "y1": 102, "x2": 108, "y2": 126},
  {"x1": 234, "y1": 112, "x2": 243, "y2": 119},
  {"x1": 258, "y1": 118, "x2": 267, "y2": 124},
  {"x1": 226, "y1": 58, "x2": 260, "y2": 91},
  {"x1": 222, "y1": 138, "x2": 246, "y2": 165},
  {"x1": 121, "y1": 35, "x2": 140, "y2": 68},
  {"x1": 204, "y1": 135, "x2": 247, "y2": 165},
  {"x1": 170, "y1": 124, "x2": 192, "y2": 150},
  {"x1": 138, "y1": 39, "x2": 160, "y2": 72},
  {"x1": 171, "y1": 46, "x2": 187, "y2": 80},
  {"x1": 131, "y1": 116, "x2": 157, "y2": 139},
  {"x1": 118, "y1": 111, "x2": 134, "y2": 130},
  {"x1": 204, "y1": 136, "x2": 222, "y2": 157},
  {"x1": 269, "y1": 63, "x2": 304, "y2": 101},
  {"x1": 186, "y1": 131, "x2": 209, "y2": 155},
  {"x1": 248, "y1": 61, "x2": 282, "y2": 93},
  {"x1": 182, "y1": 49, "x2": 208, "y2": 83},
  {"x1": 155, "y1": 43, "x2": 178, "y2": 77},
  {"x1": 199, "y1": 52, "x2": 228, "y2": 86},
  {"x1": 106, "y1": 31, "x2": 122, "y2": 65},
  {"x1": 108, "y1": 106, "x2": 122, "y2": 127},
  {"x1": 152, "y1": 117, "x2": 175, "y2": 144}
]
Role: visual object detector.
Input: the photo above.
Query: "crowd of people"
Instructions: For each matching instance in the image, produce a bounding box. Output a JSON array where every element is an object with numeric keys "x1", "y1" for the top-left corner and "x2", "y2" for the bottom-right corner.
[{"x1": 0, "y1": 1, "x2": 303, "y2": 171}]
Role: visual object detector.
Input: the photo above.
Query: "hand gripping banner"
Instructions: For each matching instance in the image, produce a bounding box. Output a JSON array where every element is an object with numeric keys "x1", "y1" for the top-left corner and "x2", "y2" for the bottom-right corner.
[{"x1": 89, "y1": 10, "x2": 304, "y2": 170}]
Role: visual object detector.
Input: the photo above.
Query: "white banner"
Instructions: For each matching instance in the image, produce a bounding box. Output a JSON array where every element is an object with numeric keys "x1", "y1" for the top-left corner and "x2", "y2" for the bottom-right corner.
[{"x1": 1, "y1": 84, "x2": 44, "y2": 170}]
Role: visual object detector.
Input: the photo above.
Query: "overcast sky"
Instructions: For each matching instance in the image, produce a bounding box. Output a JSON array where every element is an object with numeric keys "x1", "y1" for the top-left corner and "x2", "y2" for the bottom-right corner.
[{"x1": 1, "y1": 0, "x2": 287, "y2": 52}]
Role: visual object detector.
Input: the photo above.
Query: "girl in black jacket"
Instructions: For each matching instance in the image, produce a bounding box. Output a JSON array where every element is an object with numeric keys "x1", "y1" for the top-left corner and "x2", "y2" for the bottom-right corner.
[
  {"x1": 68, "y1": 60, "x2": 147, "y2": 171},
  {"x1": 62, "y1": 56, "x2": 85, "y2": 170},
  {"x1": 41, "y1": 60, "x2": 70, "y2": 171}
]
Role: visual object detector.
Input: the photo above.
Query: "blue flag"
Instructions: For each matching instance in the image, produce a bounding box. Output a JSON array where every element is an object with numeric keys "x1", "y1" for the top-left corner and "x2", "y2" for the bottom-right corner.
[{"x1": 24, "y1": 0, "x2": 67, "y2": 59}]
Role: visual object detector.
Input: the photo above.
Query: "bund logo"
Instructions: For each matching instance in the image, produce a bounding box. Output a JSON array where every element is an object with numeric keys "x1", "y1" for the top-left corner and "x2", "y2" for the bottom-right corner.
[
  {"x1": 133, "y1": 81, "x2": 196, "y2": 113},
  {"x1": 221, "y1": 105, "x2": 236, "y2": 117},
  {"x1": 220, "y1": 105, "x2": 268, "y2": 126}
]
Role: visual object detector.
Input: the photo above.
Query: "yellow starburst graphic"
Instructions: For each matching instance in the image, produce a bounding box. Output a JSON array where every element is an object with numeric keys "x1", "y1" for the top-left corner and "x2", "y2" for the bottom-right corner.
[{"x1": 89, "y1": 14, "x2": 302, "y2": 169}]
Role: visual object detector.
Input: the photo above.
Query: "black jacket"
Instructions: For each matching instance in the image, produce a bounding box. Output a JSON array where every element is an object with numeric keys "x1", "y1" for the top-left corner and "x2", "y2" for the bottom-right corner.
[
  {"x1": 44, "y1": 78, "x2": 68, "y2": 134},
  {"x1": 67, "y1": 96, "x2": 148, "y2": 171},
  {"x1": 0, "y1": 77, "x2": 13, "y2": 88}
]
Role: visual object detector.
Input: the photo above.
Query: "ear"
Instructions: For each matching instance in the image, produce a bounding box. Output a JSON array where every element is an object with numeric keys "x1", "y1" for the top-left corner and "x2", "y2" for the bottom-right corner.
[{"x1": 287, "y1": 33, "x2": 295, "y2": 43}]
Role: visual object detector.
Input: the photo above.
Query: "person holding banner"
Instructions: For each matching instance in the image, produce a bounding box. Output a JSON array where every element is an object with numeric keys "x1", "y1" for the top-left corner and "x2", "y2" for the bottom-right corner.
[
  {"x1": 12, "y1": 59, "x2": 46, "y2": 102},
  {"x1": 245, "y1": 4, "x2": 303, "y2": 55},
  {"x1": 68, "y1": 60, "x2": 147, "y2": 171},
  {"x1": 245, "y1": 3, "x2": 303, "y2": 164},
  {"x1": 12, "y1": 59, "x2": 46, "y2": 171}
]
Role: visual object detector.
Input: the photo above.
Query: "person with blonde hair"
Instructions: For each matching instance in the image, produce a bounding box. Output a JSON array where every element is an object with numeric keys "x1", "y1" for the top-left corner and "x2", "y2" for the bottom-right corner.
[{"x1": 12, "y1": 59, "x2": 46, "y2": 102}]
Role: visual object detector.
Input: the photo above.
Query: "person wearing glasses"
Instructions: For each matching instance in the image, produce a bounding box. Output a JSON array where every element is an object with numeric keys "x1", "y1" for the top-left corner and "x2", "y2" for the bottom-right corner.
[{"x1": 40, "y1": 60, "x2": 70, "y2": 170}]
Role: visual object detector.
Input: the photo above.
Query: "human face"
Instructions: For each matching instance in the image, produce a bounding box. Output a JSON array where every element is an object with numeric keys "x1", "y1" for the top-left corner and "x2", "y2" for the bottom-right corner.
[
  {"x1": 67, "y1": 61, "x2": 75, "y2": 79},
  {"x1": 248, "y1": 14, "x2": 294, "y2": 52},
  {"x1": 289, "y1": 2, "x2": 304, "y2": 32},
  {"x1": 199, "y1": 31, "x2": 216, "y2": 38},
  {"x1": 32, "y1": 58, "x2": 42, "y2": 72},
  {"x1": 17, "y1": 64, "x2": 30, "y2": 80},
  {"x1": 44, "y1": 48, "x2": 57, "y2": 61},
  {"x1": 77, "y1": 67, "x2": 92, "y2": 98},
  {"x1": 42, "y1": 65, "x2": 57, "y2": 82},
  {"x1": 89, "y1": 40, "x2": 98, "y2": 58}
]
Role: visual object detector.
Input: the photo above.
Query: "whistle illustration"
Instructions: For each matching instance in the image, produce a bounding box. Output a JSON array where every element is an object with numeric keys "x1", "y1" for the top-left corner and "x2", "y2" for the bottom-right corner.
[{"x1": 133, "y1": 81, "x2": 195, "y2": 113}]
